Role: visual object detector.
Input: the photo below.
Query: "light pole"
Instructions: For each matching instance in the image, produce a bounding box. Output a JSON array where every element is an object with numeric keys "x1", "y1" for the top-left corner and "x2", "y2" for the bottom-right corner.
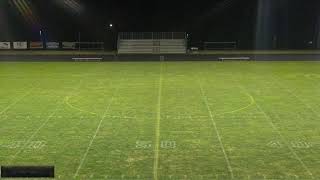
[
  {"x1": 40, "y1": 30, "x2": 45, "y2": 49},
  {"x1": 78, "y1": 31, "x2": 81, "y2": 52},
  {"x1": 106, "y1": 23, "x2": 115, "y2": 51}
]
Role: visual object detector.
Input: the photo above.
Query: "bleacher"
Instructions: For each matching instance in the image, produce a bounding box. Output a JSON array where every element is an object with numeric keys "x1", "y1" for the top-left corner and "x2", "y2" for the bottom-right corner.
[{"x1": 117, "y1": 32, "x2": 187, "y2": 54}]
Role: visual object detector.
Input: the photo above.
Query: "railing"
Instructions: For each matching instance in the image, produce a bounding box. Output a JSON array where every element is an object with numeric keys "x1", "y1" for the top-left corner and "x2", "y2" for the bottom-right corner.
[{"x1": 118, "y1": 32, "x2": 186, "y2": 40}]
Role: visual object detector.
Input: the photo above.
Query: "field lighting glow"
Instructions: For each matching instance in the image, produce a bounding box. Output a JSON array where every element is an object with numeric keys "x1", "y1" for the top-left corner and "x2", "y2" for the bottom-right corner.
[
  {"x1": 54, "y1": 0, "x2": 83, "y2": 14},
  {"x1": 10, "y1": 0, "x2": 39, "y2": 26},
  {"x1": 0, "y1": 1, "x2": 320, "y2": 179}
]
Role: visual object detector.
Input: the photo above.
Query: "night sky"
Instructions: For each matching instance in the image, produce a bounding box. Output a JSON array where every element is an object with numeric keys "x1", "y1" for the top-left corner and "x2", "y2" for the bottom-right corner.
[{"x1": 1, "y1": 0, "x2": 320, "y2": 49}]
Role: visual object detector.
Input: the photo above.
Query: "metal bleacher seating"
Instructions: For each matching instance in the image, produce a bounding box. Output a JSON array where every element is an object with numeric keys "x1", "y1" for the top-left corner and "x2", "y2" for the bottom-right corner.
[{"x1": 117, "y1": 32, "x2": 187, "y2": 54}]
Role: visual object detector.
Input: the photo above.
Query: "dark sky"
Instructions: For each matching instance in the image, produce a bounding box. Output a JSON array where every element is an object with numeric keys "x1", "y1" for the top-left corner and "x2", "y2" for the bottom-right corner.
[{"x1": 1, "y1": 0, "x2": 320, "y2": 49}]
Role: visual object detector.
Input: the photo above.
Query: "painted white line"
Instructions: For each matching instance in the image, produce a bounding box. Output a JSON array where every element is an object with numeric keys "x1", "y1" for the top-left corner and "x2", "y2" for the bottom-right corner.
[
  {"x1": 10, "y1": 80, "x2": 84, "y2": 160},
  {"x1": 198, "y1": 80, "x2": 234, "y2": 179},
  {"x1": 0, "y1": 88, "x2": 33, "y2": 116},
  {"x1": 73, "y1": 88, "x2": 118, "y2": 178},
  {"x1": 272, "y1": 75, "x2": 320, "y2": 119},
  {"x1": 153, "y1": 62, "x2": 163, "y2": 180},
  {"x1": 239, "y1": 85, "x2": 314, "y2": 179},
  {"x1": 11, "y1": 110, "x2": 58, "y2": 159}
]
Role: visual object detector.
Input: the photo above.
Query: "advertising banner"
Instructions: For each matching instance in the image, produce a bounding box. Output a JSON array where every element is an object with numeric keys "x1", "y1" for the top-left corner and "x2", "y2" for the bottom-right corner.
[
  {"x1": 30, "y1": 42, "x2": 44, "y2": 49},
  {"x1": 0, "y1": 42, "x2": 11, "y2": 49},
  {"x1": 62, "y1": 42, "x2": 76, "y2": 49},
  {"x1": 13, "y1": 42, "x2": 28, "y2": 49},
  {"x1": 46, "y1": 42, "x2": 59, "y2": 49}
]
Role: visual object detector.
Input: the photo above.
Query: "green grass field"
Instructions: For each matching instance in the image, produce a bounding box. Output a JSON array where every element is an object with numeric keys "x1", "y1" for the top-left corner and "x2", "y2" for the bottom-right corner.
[{"x1": 0, "y1": 61, "x2": 319, "y2": 180}]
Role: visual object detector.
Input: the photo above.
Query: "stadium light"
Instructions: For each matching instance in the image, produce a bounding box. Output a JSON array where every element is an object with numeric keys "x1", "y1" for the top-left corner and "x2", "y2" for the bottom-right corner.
[{"x1": 109, "y1": 24, "x2": 113, "y2": 28}]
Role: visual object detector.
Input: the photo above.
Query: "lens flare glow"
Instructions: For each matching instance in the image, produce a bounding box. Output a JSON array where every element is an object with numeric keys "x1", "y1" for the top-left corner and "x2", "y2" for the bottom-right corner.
[
  {"x1": 54, "y1": 0, "x2": 83, "y2": 15},
  {"x1": 10, "y1": 0, "x2": 40, "y2": 27}
]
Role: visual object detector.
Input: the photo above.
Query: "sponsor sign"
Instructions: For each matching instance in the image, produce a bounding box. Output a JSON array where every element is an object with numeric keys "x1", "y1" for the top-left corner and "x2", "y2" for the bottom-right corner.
[
  {"x1": 13, "y1": 42, "x2": 27, "y2": 49},
  {"x1": 0, "y1": 42, "x2": 11, "y2": 49},
  {"x1": 30, "y1": 42, "x2": 44, "y2": 49},
  {"x1": 46, "y1": 42, "x2": 59, "y2": 49},
  {"x1": 62, "y1": 42, "x2": 76, "y2": 49}
]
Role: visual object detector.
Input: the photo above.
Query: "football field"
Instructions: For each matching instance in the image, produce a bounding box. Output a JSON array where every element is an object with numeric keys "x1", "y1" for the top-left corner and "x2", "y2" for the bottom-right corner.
[{"x1": 0, "y1": 61, "x2": 319, "y2": 179}]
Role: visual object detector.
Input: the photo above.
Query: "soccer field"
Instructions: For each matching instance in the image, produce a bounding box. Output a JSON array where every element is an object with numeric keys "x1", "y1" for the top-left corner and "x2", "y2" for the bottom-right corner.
[{"x1": 0, "y1": 61, "x2": 319, "y2": 180}]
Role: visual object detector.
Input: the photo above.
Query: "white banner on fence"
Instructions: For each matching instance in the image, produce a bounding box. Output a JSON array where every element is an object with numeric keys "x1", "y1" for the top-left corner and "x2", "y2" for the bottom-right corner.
[
  {"x1": 30, "y1": 42, "x2": 44, "y2": 49},
  {"x1": 62, "y1": 42, "x2": 76, "y2": 49},
  {"x1": 13, "y1": 42, "x2": 28, "y2": 49},
  {"x1": 46, "y1": 42, "x2": 59, "y2": 49},
  {"x1": 0, "y1": 42, "x2": 11, "y2": 49}
]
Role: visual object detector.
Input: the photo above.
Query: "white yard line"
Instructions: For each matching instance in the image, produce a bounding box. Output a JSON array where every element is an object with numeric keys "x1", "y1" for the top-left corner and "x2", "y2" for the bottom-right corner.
[
  {"x1": 287, "y1": 91, "x2": 320, "y2": 118},
  {"x1": 239, "y1": 85, "x2": 314, "y2": 179},
  {"x1": 73, "y1": 88, "x2": 118, "y2": 178},
  {"x1": 198, "y1": 80, "x2": 234, "y2": 179},
  {"x1": 0, "y1": 88, "x2": 34, "y2": 116},
  {"x1": 153, "y1": 62, "x2": 163, "y2": 180},
  {"x1": 10, "y1": 80, "x2": 84, "y2": 160},
  {"x1": 11, "y1": 109, "x2": 58, "y2": 159},
  {"x1": 272, "y1": 75, "x2": 320, "y2": 119}
]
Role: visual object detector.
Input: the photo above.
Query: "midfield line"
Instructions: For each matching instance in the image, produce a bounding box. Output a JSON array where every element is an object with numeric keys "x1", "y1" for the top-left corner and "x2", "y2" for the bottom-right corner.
[
  {"x1": 153, "y1": 62, "x2": 163, "y2": 180},
  {"x1": 198, "y1": 79, "x2": 234, "y2": 179}
]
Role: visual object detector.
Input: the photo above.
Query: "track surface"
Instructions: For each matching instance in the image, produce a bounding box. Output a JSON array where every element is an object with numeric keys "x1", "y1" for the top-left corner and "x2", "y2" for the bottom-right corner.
[{"x1": 1, "y1": 54, "x2": 320, "y2": 61}]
